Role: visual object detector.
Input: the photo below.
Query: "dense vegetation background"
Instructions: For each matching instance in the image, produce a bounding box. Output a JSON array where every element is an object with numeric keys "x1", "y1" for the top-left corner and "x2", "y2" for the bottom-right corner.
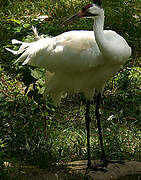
[{"x1": 0, "y1": 0, "x2": 140, "y2": 179}]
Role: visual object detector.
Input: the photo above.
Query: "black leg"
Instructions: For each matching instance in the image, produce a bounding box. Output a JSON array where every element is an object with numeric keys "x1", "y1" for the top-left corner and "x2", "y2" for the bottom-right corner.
[
  {"x1": 85, "y1": 100, "x2": 91, "y2": 168},
  {"x1": 95, "y1": 92, "x2": 106, "y2": 165},
  {"x1": 85, "y1": 93, "x2": 124, "y2": 172},
  {"x1": 85, "y1": 98, "x2": 107, "y2": 172},
  {"x1": 95, "y1": 92, "x2": 124, "y2": 168}
]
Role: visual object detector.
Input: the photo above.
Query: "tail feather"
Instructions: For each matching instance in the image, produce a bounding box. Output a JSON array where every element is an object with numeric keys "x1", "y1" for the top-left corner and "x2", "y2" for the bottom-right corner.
[
  {"x1": 21, "y1": 56, "x2": 31, "y2": 65},
  {"x1": 5, "y1": 47, "x2": 20, "y2": 55},
  {"x1": 12, "y1": 39, "x2": 27, "y2": 45},
  {"x1": 6, "y1": 27, "x2": 51, "y2": 66},
  {"x1": 13, "y1": 50, "x2": 30, "y2": 64},
  {"x1": 5, "y1": 26, "x2": 40, "y2": 58},
  {"x1": 5, "y1": 38, "x2": 30, "y2": 55},
  {"x1": 32, "y1": 26, "x2": 41, "y2": 40}
]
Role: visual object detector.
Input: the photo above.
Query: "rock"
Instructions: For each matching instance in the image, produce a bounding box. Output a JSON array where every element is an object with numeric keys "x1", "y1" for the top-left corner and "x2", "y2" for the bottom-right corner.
[{"x1": 67, "y1": 160, "x2": 141, "y2": 180}]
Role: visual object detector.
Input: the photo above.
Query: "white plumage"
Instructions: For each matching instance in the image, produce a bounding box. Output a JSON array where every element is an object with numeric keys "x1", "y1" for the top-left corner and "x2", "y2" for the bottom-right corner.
[{"x1": 6, "y1": 3, "x2": 131, "y2": 104}]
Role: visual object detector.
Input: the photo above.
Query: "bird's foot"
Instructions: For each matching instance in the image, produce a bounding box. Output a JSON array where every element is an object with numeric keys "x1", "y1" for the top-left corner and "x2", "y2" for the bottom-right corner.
[
  {"x1": 86, "y1": 161, "x2": 107, "y2": 173},
  {"x1": 86, "y1": 159, "x2": 124, "y2": 173},
  {"x1": 86, "y1": 164, "x2": 106, "y2": 173}
]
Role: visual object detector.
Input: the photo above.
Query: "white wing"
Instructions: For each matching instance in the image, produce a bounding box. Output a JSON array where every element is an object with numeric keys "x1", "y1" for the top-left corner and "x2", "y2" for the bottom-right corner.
[
  {"x1": 6, "y1": 29, "x2": 131, "y2": 104},
  {"x1": 6, "y1": 30, "x2": 106, "y2": 73}
]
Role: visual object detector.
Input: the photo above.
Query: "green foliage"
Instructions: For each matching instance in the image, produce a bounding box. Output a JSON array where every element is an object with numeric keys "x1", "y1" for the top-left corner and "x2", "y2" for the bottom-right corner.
[{"x1": 0, "y1": 0, "x2": 140, "y2": 179}]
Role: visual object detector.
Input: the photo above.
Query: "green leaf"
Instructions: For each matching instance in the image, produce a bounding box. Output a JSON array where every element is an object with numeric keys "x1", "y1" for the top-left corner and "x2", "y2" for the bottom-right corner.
[
  {"x1": 23, "y1": 24, "x2": 30, "y2": 28},
  {"x1": 30, "y1": 68, "x2": 45, "y2": 80},
  {"x1": 9, "y1": 18, "x2": 22, "y2": 24},
  {"x1": 13, "y1": 27, "x2": 23, "y2": 33}
]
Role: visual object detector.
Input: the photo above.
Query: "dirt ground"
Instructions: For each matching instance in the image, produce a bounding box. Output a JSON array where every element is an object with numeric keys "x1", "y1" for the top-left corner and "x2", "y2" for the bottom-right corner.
[
  {"x1": 6, "y1": 160, "x2": 141, "y2": 180},
  {"x1": 67, "y1": 160, "x2": 141, "y2": 180}
]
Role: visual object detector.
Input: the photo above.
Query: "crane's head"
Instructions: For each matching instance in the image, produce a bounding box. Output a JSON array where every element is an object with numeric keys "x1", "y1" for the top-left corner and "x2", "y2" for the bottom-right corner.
[{"x1": 63, "y1": 0, "x2": 103, "y2": 24}]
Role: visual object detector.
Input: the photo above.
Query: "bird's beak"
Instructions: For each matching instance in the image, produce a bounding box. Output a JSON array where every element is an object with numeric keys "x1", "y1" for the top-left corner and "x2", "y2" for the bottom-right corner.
[
  {"x1": 63, "y1": 11, "x2": 82, "y2": 24},
  {"x1": 63, "y1": 10, "x2": 96, "y2": 24}
]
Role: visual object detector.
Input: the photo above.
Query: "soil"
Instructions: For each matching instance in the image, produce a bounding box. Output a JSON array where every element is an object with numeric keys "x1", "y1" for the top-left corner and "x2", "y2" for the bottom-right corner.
[
  {"x1": 67, "y1": 160, "x2": 141, "y2": 180},
  {"x1": 8, "y1": 160, "x2": 141, "y2": 180}
]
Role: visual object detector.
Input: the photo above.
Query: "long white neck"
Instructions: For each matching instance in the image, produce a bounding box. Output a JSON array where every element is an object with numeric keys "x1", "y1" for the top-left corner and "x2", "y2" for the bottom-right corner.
[{"x1": 93, "y1": 10, "x2": 109, "y2": 55}]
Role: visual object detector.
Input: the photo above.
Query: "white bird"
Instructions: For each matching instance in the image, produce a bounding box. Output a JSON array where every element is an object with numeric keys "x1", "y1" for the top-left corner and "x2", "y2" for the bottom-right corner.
[{"x1": 6, "y1": 0, "x2": 131, "y2": 170}]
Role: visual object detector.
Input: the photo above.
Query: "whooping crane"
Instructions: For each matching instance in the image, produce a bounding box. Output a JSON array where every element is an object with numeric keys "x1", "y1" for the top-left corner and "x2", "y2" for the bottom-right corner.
[{"x1": 6, "y1": 0, "x2": 131, "y2": 170}]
